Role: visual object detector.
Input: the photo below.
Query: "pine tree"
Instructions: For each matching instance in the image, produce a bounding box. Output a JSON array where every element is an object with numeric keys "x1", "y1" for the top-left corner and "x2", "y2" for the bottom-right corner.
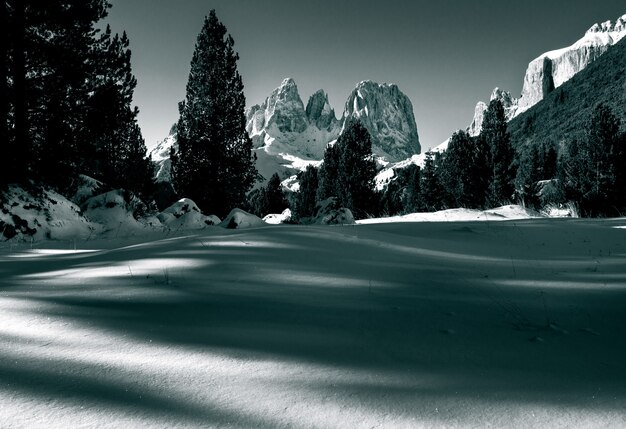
[
  {"x1": 482, "y1": 99, "x2": 515, "y2": 207},
  {"x1": 264, "y1": 173, "x2": 288, "y2": 215},
  {"x1": 336, "y1": 119, "x2": 378, "y2": 217},
  {"x1": 294, "y1": 165, "x2": 319, "y2": 220},
  {"x1": 317, "y1": 144, "x2": 339, "y2": 202},
  {"x1": 438, "y1": 130, "x2": 488, "y2": 209},
  {"x1": 83, "y1": 26, "x2": 152, "y2": 197},
  {"x1": 1, "y1": 1, "x2": 9, "y2": 186},
  {"x1": 403, "y1": 164, "x2": 422, "y2": 213},
  {"x1": 419, "y1": 151, "x2": 442, "y2": 211},
  {"x1": 560, "y1": 103, "x2": 624, "y2": 216},
  {"x1": 171, "y1": 10, "x2": 257, "y2": 217}
]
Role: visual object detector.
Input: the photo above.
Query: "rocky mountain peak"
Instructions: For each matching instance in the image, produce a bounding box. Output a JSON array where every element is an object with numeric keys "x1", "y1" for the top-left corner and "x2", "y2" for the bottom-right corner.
[
  {"x1": 586, "y1": 14, "x2": 626, "y2": 35},
  {"x1": 343, "y1": 80, "x2": 420, "y2": 161},
  {"x1": 468, "y1": 12, "x2": 626, "y2": 135},
  {"x1": 305, "y1": 89, "x2": 338, "y2": 130},
  {"x1": 246, "y1": 77, "x2": 308, "y2": 136}
]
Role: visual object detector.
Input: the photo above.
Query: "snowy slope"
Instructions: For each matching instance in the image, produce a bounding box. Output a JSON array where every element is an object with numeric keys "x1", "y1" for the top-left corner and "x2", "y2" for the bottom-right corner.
[
  {"x1": 374, "y1": 138, "x2": 449, "y2": 190},
  {"x1": 1, "y1": 218, "x2": 625, "y2": 427}
]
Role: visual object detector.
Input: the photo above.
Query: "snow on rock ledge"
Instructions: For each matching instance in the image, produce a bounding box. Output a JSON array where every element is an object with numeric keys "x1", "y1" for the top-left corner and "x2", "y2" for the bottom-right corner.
[
  {"x1": 313, "y1": 198, "x2": 356, "y2": 225},
  {"x1": 1, "y1": 185, "x2": 96, "y2": 241},
  {"x1": 219, "y1": 209, "x2": 266, "y2": 229},
  {"x1": 157, "y1": 198, "x2": 220, "y2": 230},
  {"x1": 263, "y1": 208, "x2": 292, "y2": 225}
]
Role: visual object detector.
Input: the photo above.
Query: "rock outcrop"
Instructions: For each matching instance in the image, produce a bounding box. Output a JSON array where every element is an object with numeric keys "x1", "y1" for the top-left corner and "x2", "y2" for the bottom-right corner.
[
  {"x1": 305, "y1": 89, "x2": 339, "y2": 131},
  {"x1": 468, "y1": 88, "x2": 518, "y2": 136},
  {"x1": 343, "y1": 80, "x2": 420, "y2": 161},
  {"x1": 469, "y1": 13, "x2": 626, "y2": 134}
]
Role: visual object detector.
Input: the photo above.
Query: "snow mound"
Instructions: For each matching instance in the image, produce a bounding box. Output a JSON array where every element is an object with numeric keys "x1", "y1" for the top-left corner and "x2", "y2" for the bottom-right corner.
[
  {"x1": 157, "y1": 198, "x2": 220, "y2": 230},
  {"x1": 84, "y1": 190, "x2": 158, "y2": 237},
  {"x1": 1, "y1": 185, "x2": 96, "y2": 241},
  {"x1": 484, "y1": 205, "x2": 543, "y2": 219},
  {"x1": 313, "y1": 198, "x2": 355, "y2": 225},
  {"x1": 72, "y1": 174, "x2": 105, "y2": 206},
  {"x1": 358, "y1": 205, "x2": 544, "y2": 224},
  {"x1": 219, "y1": 209, "x2": 266, "y2": 229},
  {"x1": 263, "y1": 208, "x2": 292, "y2": 225}
]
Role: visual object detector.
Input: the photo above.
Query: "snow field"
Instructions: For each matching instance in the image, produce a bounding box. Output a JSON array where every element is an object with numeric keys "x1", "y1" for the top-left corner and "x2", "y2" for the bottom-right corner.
[{"x1": 0, "y1": 218, "x2": 625, "y2": 427}]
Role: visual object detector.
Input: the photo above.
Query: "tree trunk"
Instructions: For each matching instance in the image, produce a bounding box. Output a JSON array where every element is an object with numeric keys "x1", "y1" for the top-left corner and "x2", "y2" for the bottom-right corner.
[{"x1": 12, "y1": 0, "x2": 29, "y2": 180}]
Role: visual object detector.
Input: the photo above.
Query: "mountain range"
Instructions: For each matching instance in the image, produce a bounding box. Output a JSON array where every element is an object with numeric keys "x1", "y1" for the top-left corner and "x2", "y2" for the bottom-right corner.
[
  {"x1": 374, "y1": 12, "x2": 626, "y2": 187},
  {"x1": 151, "y1": 13, "x2": 626, "y2": 192}
]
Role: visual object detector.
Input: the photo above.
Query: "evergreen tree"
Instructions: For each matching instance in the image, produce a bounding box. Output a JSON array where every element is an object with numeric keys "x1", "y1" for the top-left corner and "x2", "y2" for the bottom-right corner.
[
  {"x1": 294, "y1": 165, "x2": 319, "y2": 219},
  {"x1": 515, "y1": 143, "x2": 542, "y2": 209},
  {"x1": 317, "y1": 144, "x2": 339, "y2": 202},
  {"x1": 419, "y1": 151, "x2": 442, "y2": 211},
  {"x1": 380, "y1": 178, "x2": 403, "y2": 216},
  {"x1": 402, "y1": 164, "x2": 422, "y2": 213},
  {"x1": 83, "y1": 26, "x2": 152, "y2": 197},
  {"x1": 438, "y1": 130, "x2": 488, "y2": 208},
  {"x1": 336, "y1": 119, "x2": 378, "y2": 217},
  {"x1": 514, "y1": 139, "x2": 558, "y2": 209},
  {"x1": 560, "y1": 103, "x2": 624, "y2": 216},
  {"x1": 171, "y1": 10, "x2": 257, "y2": 217},
  {"x1": 482, "y1": 99, "x2": 515, "y2": 207},
  {"x1": 4, "y1": 1, "x2": 152, "y2": 195},
  {"x1": 264, "y1": 173, "x2": 288, "y2": 215},
  {"x1": 1, "y1": 1, "x2": 9, "y2": 186}
]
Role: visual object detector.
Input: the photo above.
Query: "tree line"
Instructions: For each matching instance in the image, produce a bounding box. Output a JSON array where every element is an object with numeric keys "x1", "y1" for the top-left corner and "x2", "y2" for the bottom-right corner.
[
  {"x1": 2, "y1": 1, "x2": 153, "y2": 198},
  {"x1": 4, "y1": 5, "x2": 624, "y2": 221}
]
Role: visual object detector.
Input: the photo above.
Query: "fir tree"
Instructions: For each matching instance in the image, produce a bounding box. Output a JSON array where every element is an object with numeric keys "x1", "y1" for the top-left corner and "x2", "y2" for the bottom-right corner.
[
  {"x1": 294, "y1": 165, "x2": 319, "y2": 220},
  {"x1": 3, "y1": 1, "x2": 155, "y2": 193},
  {"x1": 482, "y1": 99, "x2": 515, "y2": 207},
  {"x1": 402, "y1": 164, "x2": 422, "y2": 213},
  {"x1": 171, "y1": 10, "x2": 257, "y2": 217},
  {"x1": 438, "y1": 130, "x2": 488, "y2": 208},
  {"x1": 560, "y1": 103, "x2": 624, "y2": 216},
  {"x1": 83, "y1": 26, "x2": 152, "y2": 197},
  {"x1": 336, "y1": 119, "x2": 378, "y2": 217},
  {"x1": 317, "y1": 144, "x2": 339, "y2": 202},
  {"x1": 264, "y1": 173, "x2": 288, "y2": 215},
  {"x1": 419, "y1": 151, "x2": 442, "y2": 211}
]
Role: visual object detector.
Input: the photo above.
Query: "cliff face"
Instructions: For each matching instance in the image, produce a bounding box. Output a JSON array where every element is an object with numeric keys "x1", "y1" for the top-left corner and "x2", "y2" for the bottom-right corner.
[
  {"x1": 342, "y1": 81, "x2": 420, "y2": 161},
  {"x1": 469, "y1": 13, "x2": 626, "y2": 134},
  {"x1": 518, "y1": 14, "x2": 626, "y2": 114}
]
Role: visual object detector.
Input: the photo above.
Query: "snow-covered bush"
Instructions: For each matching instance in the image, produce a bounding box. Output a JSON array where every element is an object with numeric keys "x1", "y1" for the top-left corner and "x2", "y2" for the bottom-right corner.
[{"x1": 312, "y1": 197, "x2": 355, "y2": 225}]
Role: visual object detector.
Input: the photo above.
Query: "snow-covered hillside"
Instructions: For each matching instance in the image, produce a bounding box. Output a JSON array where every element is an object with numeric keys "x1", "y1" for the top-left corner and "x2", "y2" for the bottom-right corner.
[{"x1": 1, "y1": 218, "x2": 625, "y2": 427}]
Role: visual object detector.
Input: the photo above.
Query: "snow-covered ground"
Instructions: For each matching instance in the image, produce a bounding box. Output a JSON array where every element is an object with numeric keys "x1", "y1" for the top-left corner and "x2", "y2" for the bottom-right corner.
[
  {"x1": 358, "y1": 205, "x2": 545, "y2": 224},
  {"x1": 1, "y1": 216, "x2": 625, "y2": 428}
]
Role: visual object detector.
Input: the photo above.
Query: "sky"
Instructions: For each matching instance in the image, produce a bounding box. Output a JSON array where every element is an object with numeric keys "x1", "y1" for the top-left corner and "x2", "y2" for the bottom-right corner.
[{"x1": 104, "y1": 0, "x2": 626, "y2": 152}]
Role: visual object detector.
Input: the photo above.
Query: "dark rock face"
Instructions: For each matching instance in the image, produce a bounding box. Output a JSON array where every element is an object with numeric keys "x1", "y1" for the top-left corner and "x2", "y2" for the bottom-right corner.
[
  {"x1": 305, "y1": 90, "x2": 338, "y2": 130},
  {"x1": 343, "y1": 81, "x2": 421, "y2": 161}
]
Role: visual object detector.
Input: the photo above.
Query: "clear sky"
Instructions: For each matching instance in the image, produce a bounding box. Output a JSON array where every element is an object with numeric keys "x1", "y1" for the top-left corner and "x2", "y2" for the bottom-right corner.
[{"x1": 104, "y1": 0, "x2": 625, "y2": 152}]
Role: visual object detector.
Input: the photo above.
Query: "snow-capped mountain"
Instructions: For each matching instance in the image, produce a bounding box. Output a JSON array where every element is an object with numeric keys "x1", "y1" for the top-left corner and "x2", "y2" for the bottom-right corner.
[
  {"x1": 246, "y1": 78, "x2": 341, "y2": 162},
  {"x1": 247, "y1": 78, "x2": 420, "y2": 163},
  {"x1": 469, "y1": 13, "x2": 626, "y2": 135},
  {"x1": 151, "y1": 78, "x2": 421, "y2": 189},
  {"x1": 150, "y1": 126, "x2": 176, "y2": 183}
]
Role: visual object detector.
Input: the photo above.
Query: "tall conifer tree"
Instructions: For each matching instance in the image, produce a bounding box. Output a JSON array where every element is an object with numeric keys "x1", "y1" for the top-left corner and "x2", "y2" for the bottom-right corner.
[
  {"x1": 171, "y1": 10, "x2": 257, "y2": 216},
  {"x1": 482, "y1": 99, "x2": 515, "y2": 207}
]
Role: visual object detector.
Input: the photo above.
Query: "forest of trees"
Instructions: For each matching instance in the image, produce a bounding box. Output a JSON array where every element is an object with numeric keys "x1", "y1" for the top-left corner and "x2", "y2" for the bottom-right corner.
[
  {"x1": 371, "y1": 100, "x2": 626, "y2": 219},
  {"x1": 3, "y1": 4, "x2": 625, "y2": 222},
  {"x1": 2, "y1": 1, "x2": 153, "y2": 198}
]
